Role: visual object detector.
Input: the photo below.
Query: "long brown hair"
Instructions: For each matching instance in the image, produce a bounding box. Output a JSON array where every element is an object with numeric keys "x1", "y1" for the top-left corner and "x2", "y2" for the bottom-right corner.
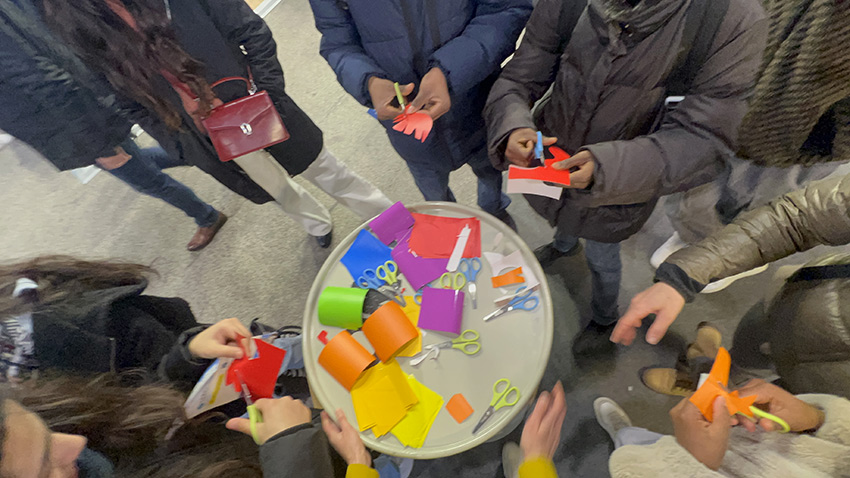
[
  {"x1": 8, "y1": 372, "x2": 262, "y2": 478},
  {"x1": 40, "y1": 0, "x2": 216, "y2": 129},
  {"x1": 0, "y1": 255, "x2": 155, "y2": 319}
]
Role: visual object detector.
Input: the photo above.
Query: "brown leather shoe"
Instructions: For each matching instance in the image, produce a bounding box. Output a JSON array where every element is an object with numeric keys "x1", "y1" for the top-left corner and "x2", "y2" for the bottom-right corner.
[{"x1": 187, "y1": 212, "x2": 227, "y2": 251}]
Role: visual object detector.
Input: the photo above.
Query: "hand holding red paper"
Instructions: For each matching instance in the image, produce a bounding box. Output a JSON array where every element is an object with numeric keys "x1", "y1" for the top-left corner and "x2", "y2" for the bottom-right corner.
[
  {"x1": 410, "y1": 67, "x2": 451, "y2": 121},
  {"x1": 552, "y1": 150, "x2": 596, "y2": 189},
  {"x1": 225, "y1": 338, "x2": 288, "y2": 399},
  {"x1": 188, "y1": 317, "x2": 252, "y2": 360},
  {"x1": 321, "y1": 409, "x2": 372, "y2": 466},
  {"x1": 671, "y1": 396, "x2": 732, "y2": 471},
  {"x1": 226, "y1": 396, "x2": 311, "y2": 445},
  {"x1": 505, "y1": 128, "x2": 558, "y2": 167},
  {"x1": 611, "y1": 282, "x2": 686, "y2": 346},
  {"x1": 368, "y1": 77, "x2": 414, "y2": 120}
]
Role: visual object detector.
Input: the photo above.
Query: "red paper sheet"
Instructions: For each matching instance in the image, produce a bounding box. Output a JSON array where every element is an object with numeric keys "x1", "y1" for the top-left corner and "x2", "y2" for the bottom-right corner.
[
  {"x1": 393, "y1": 106, "x2": 433, "y2": 143},
  {"x1": 408, "y1": 214, "x2": 481, "y2": 259},
  {"x1": 507, "y1": 146, "x2": 572, "y2": 186},
  {"x1": 225, "y1": 338, "x2": 287, "y2": 400}
]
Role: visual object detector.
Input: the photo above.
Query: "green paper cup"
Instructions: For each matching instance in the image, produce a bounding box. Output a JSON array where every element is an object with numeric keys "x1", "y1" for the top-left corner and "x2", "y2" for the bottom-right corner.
[{"x1": 317, "y1": 287, "x2": 368, "y2": 329}]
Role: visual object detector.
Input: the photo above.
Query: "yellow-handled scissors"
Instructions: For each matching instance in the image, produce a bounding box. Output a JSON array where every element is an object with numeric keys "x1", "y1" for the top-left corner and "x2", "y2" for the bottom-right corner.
[
  {"x1": 409, "y1": 329, "x2": 481, "y2": 366},
  {"x1": 745, "y1": 406, "x2": 791, "y2": 433},
  {"x1": 236, "y1": 371, "x2": 263, "y2": 445},
  {"x1": 440, "y1": 271, "x2": 466, "y2": 290},
  {"x1": 472, "y1": 378, "x2": 520, "y2": 434},
  {"x1": 376, "y1": 261, "x2": 400, "y2": 288}
]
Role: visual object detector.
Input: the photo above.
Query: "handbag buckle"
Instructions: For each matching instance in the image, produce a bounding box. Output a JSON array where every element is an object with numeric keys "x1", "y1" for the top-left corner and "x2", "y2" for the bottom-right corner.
[{"x1": 240, "y1": 123, "x2": 253, "y2": 135}]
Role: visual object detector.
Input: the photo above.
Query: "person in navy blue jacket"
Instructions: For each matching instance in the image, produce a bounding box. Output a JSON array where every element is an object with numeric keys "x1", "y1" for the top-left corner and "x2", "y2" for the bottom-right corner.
[{"x1": 309, "y1": 0, "x2": 532, "y2": 225}]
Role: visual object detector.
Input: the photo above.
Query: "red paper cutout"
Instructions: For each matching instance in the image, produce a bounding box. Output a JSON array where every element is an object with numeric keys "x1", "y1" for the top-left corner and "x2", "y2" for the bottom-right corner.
[
  {"x1": 225, "y1": 338, "x2": 287, "y2": 400},
  {"x1": 318, "y1": 330, "x2": 329, "y2": 345},
  {"x1": 408, "y1": 214, "x2": 481, "y2": 259},
  {"x1": 508, "y1": 146, "x2": 572, "y2": 186},
  {"x1": 689, "y1": 347, "x2": 757, "y2": 422},
  {"x1": 393, "y1": 106, "x2": 433, "y2": 142}
]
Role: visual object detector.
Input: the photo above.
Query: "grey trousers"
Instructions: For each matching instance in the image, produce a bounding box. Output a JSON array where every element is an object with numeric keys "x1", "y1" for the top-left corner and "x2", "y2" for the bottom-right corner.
[{"x1": 614, "y1": 427, "x2": 664, "y2": 448}]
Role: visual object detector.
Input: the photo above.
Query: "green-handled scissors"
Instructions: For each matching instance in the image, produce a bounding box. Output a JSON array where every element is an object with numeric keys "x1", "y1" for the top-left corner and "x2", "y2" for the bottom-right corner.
[
  {"x1": 440, "y1": 271, "x2": 467, "y2": 290},
  {"x1": 376, "y1": 261, "x2": 401, "y2": 289},
  {"x1": 472, "y1": 378, "x2": 521, "y2": 434},
  {"x1": 409, "y1": 329, "x2": 481, "y2": 366},
  {"x1": 745, "y1": 406, "x2": 791, "y2": 433},
  {"x1": 237, "y1": 371, "x2": 263, "y2": 445}
]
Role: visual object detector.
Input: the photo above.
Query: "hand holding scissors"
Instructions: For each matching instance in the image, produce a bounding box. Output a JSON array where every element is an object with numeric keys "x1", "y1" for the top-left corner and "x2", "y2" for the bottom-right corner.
[
  {"x1": 483, "y1": 286, "x2": 539, "y2": 322},
  {"x1": 236, "y1": 371, "x2": 263, "y2": 444},
  {"x1": 458, "y1": 257, "x2": 482, "y2": 309},
  {"x1": 440, "y1": 271, "x2": 466, "y2": 290},
  {"x1": 410, "y1": 329, "x2": 481, "y2": 366},
  {"x1": 473, "y1": 378, "x2": 521, "y2": 434}
]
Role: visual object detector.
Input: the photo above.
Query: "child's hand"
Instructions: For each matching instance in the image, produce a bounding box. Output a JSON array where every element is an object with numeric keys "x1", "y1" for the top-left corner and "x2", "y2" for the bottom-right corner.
[
  {"x1": 368, "y1": 77, "x2": 414, "y2": 120},
  {"x1": 505, "y1": 128, "x2": 557, "y2": 167},
  {"x1": 612, "y1": 282, "x2": 686, "y2": 345},
  {"x1": 671, "y1": 396, "x2": 731, "y2": 470},
  {"x1": 736, "y1": 380, "x2": 824, "y2": 432},
  {"x1": 226, "y1": 397, "x2": 312, "y2": 445},
  {"x1": 321, "y1": 409, "x2": 371, "y2": 466},
  {"x1": 410, "y1": 67, "x2": 451, "y2": 120},
  {"x1": 187, "y1": 318, "x2": 251, "y2": 360},
  {"x1": 551, "y1": 150, "x2": 595, "y2": 189},
  {"x1": 520, "y1": 381, "x2": 567, "y2": 461}
]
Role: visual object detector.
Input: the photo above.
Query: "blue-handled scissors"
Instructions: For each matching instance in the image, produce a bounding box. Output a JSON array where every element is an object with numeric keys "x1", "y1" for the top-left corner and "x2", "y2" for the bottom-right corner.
[
  {"x1": 482, "y1": 286, "x2": 539, "y2": 322},
  {"x1": 458, "y1": 258, "x2": 482, "y2": 309},
  {"x1": 472, "y1": 378, "x2": 521, "y2": 434},
  {"x1": 534, "y1": 131, "x2": 544, "y2": 162},
  {"x1": 440, "y1": 271, "x2": 467, "y2": 290},
  {"x1": 409, "y1": 329, "x2": 481, "y2": 366},
  {"x1": 358, "y1": 267, "x2": 405, "y2": 306}
]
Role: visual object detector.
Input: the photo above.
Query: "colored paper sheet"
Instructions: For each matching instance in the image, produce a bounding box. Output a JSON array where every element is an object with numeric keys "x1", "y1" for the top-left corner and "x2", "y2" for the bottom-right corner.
[
  {"x1": 393, "y1": 106, "x2": 433, "y2": 143},
  {"x1": 391, "y1": 375, "x2": 444, "y2": 448},
  {"x1": 689, "y1": 348, "x2": 757, "y2": 422},
  {"x1": 446, "y1": 225, "x2": 471, "y2": 272},
  {"x1": 491, "y1": 267, "x2": 525, "y2": 288},
  {"x1": 507, "y1": 146, "x2": 572, "y2": 186},
  {"x1": 362, "y1": 302, "x2": 419, "y2": 363},
  {"x1": 318, "y1": 331, "x2": 376, "y2": 391},
  {"x1": 506, "y1": 177, "x2": 563, "y2": 200},
  {"x1": 225, "y1": 338, "x2": 287, "y2": 399},
  {"x1": 392, "y1": 233, "x2": 449, "y2": 291},
  {"x1": 408, "y1": 214, "x2": 481, "y2": 259},
  {"x1": 351, "y1": 361, "x2": 418, "y2": 436},
  {"x1": 369, "y1": 202, "x2": 415, "y2": 245},
  {"x1": 483, "y1": 251, "x2": 540, "y2": 290},
  {"x1": 340, "y1": 230, "x2": 394, "y2": 282},
  {"x1": 418, "y1": 287, "x2": 464, "y2": 335},
  {"x1": 446, "y1": 393, "x2": 474, "y2": 424},
  {"x1": 317, "y1": 287, "x2": 368, "y2": 329},
  {"x1": 184, "y1": 357, "x2": 240, "y2": 419},
  {"x1": 396, "y1": 297, "x2": 422, "y2": 357}
]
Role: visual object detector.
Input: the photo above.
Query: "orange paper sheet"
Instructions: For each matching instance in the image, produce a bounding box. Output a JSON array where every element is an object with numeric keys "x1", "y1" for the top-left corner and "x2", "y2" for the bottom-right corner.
[
  {"x1": 391, "y1": 375, "x2": 444, "y2": 448},
  {"x1": 396, "y1": 297, "x2": 422, "y2": 357},
  {"x1": 362, "y1": 302, "x2": 419, "y2": 362},
  {"x1": 689, "y1": 347, "x2": 757, "y2": 421},
  {"x1": 446, "y1": 393, "x2": 474, "y2": 424},
  {"x1": 318, "y1": 331, "x2": 375, "y2": 391},
  {"x1": 351, "y1": 360, "x2": 418, "y2": 437},
  {"x1": 491, "y1": 267, "x2": 525, "y2": 288}
]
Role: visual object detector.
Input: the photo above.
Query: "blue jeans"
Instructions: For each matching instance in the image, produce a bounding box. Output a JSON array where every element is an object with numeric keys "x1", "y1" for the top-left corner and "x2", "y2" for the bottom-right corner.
[
  {"x1": 108, "y1": 139, "x2": 218, "y2": 227},
  {"x1": 553, "y1": 231, "x2": 622, "y2": 325}
]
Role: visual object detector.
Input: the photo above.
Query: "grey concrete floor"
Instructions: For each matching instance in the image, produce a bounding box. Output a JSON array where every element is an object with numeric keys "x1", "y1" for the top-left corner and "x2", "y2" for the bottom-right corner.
[{"x1": 2, "y1": 1, "x2": 850, "y2": 477}]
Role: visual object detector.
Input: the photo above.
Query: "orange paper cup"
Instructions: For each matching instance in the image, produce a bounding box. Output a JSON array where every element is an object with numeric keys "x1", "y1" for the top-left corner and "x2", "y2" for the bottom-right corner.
[
  {"x1": 362, "y1": 302, "x2": 419, "y2": 363},
  {"x1": 318, "y1": 331, "x2": 375, "y2": 391}
]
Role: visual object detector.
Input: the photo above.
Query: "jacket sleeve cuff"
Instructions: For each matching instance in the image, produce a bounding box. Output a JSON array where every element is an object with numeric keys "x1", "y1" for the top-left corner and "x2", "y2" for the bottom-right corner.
[
  {"x1": 518, "y1": 456, "x2": 558, "y2": 478},
  {"x1": 655, "y1": 263, "x2": 704, "y2": 302},
  {"x1": 262, "y1": 422, "x2": 316, "y2": 445}
]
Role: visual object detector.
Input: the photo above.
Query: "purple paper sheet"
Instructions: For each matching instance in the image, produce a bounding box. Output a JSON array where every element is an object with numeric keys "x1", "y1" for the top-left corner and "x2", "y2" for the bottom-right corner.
[
  {"x1": 391, "y1": 235, "x2": 448, "y2": 291},
  {"x1": 418, "y1": 287, "x2": 464, "y2": 335},
  {"x1": 369, "y1": 202, "x2": 415, "y2": 245}
]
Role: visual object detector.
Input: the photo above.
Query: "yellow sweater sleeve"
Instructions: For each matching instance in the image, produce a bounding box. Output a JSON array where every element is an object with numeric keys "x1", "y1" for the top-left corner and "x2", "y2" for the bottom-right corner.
[
  {"x1": 345, "y1": 464, "x2": 379, "y2": 478},
  {"x1": 518, "y1": 457, "x2": 559, "y2": 478}
]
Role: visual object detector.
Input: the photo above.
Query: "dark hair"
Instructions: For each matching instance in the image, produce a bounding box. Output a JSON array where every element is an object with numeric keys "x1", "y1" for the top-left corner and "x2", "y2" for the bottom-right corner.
[{"x1": 41, "y1": 0, "x2": 216, "y2": 129}]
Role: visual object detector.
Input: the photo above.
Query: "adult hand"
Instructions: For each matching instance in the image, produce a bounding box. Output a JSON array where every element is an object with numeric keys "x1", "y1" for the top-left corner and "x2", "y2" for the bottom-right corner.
[
  {"x1": 551, "y1": 150, "x2": 595, "y2": 189},
  {"x1": 410, "y1": 67, "x2": 451, "y2": 121},
  {"x1": 736, "y1": 379, "x2": 825, "y2": 433},
  {"x1": 95, "y1": 146, "x2": 132, "y2": 170},
  {"x1": 505, "y1": 128, "x2": 558, "y2": 167},
  {"x1": 187, "y1": 317, "x2": 252, "y2": 360},
  {"x1": 226, "y1": 396, "x2": 312, "y2": 445},
  {"x1": 671, "y1": 396, "x2": 731, "y2": 471},
  {"x1": 611, "y1": 282, "x2": 686, "y2": 346},
  {"x1": 321, "y1": 409, "x2": 371, "y2": 466},
  {"x1": 521, "y1": 381, "x2": 567, "y2": 461},
  {"x1": 368, "y1": 77, "x2": 414, "y2": 120}
]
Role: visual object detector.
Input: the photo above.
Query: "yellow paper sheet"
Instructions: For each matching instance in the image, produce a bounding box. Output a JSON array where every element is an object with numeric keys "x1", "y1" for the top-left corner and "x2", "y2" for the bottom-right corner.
[
  {"x1": 396, "y1": 297, "x2": 422, "y2": 357},
  {"x1": 391, "y1": 375, "x2": 444, "y2": 448},
  {"x1": 350, "y1": 361, "x2": 419, "y2": 436}
]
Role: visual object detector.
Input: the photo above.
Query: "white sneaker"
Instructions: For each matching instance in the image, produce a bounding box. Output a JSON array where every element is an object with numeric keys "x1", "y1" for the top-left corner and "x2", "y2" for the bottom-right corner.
[
  {"x1": 501, "y1": 442, "x2": 523, "y2": 478},
  {"x1": 701, "y1": 264, "x2": 769, "y2": 294},
  {"x1": 650, "y1": 232, "x2": 688, "y2": 269},
  {"x1": 594, "y1": 397, "x2": 632, "y2": 444}
]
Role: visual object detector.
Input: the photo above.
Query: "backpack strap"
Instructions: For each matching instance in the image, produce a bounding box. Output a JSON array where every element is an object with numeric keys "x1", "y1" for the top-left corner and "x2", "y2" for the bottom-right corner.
[{"x1": 666, "y1": 0, "x2": 731, "y2": 96}]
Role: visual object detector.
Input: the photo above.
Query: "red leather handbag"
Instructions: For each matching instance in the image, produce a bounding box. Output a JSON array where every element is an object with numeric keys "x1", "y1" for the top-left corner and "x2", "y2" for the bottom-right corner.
[{"x1": 202, "y1": 77, "x2": 289, "y2": 162}]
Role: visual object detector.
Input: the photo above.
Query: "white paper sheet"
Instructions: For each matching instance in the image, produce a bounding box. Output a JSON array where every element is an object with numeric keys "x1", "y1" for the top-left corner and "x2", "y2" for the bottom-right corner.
[{"x1": 506, "y1": 177, "x2": 563, "y2": 200}]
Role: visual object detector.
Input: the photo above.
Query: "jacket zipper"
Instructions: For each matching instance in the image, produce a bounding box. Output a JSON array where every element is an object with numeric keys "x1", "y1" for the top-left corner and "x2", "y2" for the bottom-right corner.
[{"x1": 109, "y1": 337, "x2": 117, "y2": 373}]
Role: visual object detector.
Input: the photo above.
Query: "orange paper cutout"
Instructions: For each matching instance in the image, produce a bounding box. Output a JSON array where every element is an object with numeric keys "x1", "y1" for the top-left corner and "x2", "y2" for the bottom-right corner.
[
  {"x1": 491, "y1": 267, "x2": 525, "y2": 288},
  {"x1": 446, "y1": 393, "x2": 474, "y2": 423},
  {"x1": 362, "y1": 302, "x2": 419, "y2": 363},
  {"x1": 318, "y1": 331, "x2": 375, "y2": 391},
  {"x1": 689, "y1": 347, "x2": 757, "y2": 422},
  {"x1": 393, "y1": 105, "x2": 433, "y2": 142},
  {"x1": 508, "y1": 146, "x2": 572, "y2": 186}
]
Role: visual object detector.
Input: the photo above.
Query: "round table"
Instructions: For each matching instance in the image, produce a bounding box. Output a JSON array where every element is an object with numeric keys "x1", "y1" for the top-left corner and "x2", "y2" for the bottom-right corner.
[{"x1": 303, "y1": 202, "x2": 553, "y2": 459}]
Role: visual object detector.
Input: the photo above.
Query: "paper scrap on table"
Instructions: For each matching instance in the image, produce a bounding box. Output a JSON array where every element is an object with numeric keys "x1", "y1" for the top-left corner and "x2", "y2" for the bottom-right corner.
[
  {"x1": 340, "y1": 229, "x2": 394, "y2": 282},
  {"x1": 369, "y1": 202, "x2": 415, "y2": 245},
  {"x1": 396, "y1": 297, "x2": 423, "y2": 357},
  {"x1": 391, "y1": 375, "x2": 444, "y2": 448},
  {"x1": 408, "y1": 214, "x2": 481, "y2": 259},
  {"x1": 491, "y1": 267, "x2": 525, "y2": 288},
  {"x1": 392, "y1": 232, "x2": 449, "y2": 290},
  {"x1": 446, "y1": 393, "x2": 474, "y2": 424},
  {"x1": 393, "y1": 105, "x2": 433, "y2": 142},
  {"x1": 689, "y1": 347, "x2": 756, "y2": 422},
  {"x1": 483, "y1": 251, "x2": 540, "y2": 290},
  {"x1": 418, "y1": 287, "x2": 464, "y2": 335},
  {"x1": 225, "y1": 338, "x2": 287, "y2": 399},
  {"x1": 184, "y1": 357, "x2": 240, "y2": 419},
  {"x1": 351, "y1": 361, "x2": 418, "y2": 436},
  {"x1": 446, "y1": 225, "x2": 471, "y2": 272}
]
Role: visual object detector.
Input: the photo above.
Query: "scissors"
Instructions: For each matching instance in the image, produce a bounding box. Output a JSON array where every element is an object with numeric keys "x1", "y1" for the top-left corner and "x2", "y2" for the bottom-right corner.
[
  {"x1": 483, "y1": 286, "x2": 539, "y2": 322},
  {"x1": 440, "y1": 271, "x2": 467, "y2": 290},
  {"x1": 472, "y1": 378, "x2": 521, "y2": 434},
  {"x1": 409, "y1": 329, "x2": 481, "y2": 366},
  {"x1": 375, "y1": 261, "x2": 406, "y2": 306},
  {"x1": 534, "y1": 131, "x2": 544, "y2": 162},
  {"x1": 414, "y1": 291, "x2": 422, "y2": 305},
  {"x1": 357, "y1": 268, "x2": 405, "y2": 307},
  {"x1": 458, "y1": 258, "x2": 482, "y2": 309},
  {"x1": 236, "y1": 371, "x2": 263, "y2": 445}
]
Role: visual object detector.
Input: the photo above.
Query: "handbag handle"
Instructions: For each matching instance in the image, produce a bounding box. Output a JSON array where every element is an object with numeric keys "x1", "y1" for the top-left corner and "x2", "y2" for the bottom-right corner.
[{"x1": 210, "y1": 76, "x2": 256, "y2": 94}]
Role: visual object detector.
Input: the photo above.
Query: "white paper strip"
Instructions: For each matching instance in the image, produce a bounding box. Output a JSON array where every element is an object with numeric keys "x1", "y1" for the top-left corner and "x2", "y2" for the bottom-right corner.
[
  {"x1": 446, "y1": 225, "x2": 471, "y2": 272},
  {"x1": 506, "y1": 177, "x2": 563, "y2": 200}
]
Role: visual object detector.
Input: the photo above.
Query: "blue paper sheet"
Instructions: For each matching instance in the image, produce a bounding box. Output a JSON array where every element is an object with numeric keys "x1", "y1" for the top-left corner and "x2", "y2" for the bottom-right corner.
[{"x1": 341, "y1": 230, "x2": 394, "y2": 282}]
